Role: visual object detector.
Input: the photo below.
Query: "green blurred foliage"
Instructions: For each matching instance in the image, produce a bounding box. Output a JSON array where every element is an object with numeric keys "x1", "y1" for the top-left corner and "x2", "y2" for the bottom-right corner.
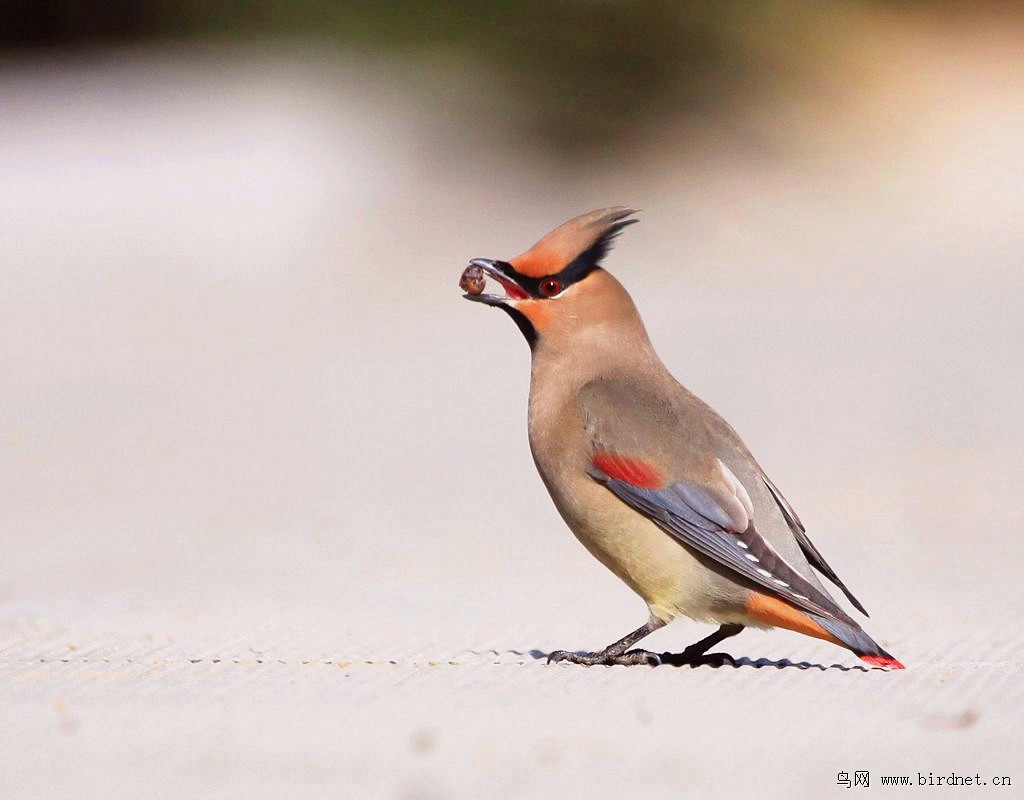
[{"x1": 0, "y1": 0, "x2": 981, "y2": 153}]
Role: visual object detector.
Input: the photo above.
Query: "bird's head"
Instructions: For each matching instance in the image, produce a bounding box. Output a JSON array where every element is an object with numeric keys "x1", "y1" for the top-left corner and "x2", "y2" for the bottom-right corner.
[{"x1": 461, "y1": 207, "x2": 639, "y2": 349}]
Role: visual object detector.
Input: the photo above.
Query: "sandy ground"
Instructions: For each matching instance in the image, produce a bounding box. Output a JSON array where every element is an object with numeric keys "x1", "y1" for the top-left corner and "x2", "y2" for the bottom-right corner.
[{"x1": 2, "y1": 36, "x2": 1023, "y2": 798}]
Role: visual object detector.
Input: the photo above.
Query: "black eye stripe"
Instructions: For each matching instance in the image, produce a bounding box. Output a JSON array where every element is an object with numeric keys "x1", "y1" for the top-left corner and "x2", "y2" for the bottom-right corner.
[
  {"x1": 494, "y1": 261, "x2": 594, "y2": 299},
  {"x1": 493, "y1": 217, "x2": 634, "y2": 299}
]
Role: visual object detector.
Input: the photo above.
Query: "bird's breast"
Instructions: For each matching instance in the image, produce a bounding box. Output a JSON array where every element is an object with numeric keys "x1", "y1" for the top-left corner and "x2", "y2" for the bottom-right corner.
[{"x1": 525, "y1": 378, "x2": 722, "y2": 623}]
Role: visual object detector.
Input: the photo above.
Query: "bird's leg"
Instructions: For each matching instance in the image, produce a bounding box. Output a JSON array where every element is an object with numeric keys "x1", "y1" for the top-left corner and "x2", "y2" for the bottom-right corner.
[
  {"x1": 548, "y1": 619, "x2": 665, "y2": 666},
  {"x1": 659, "y1": 623, "x2": 745, "y2": 667}
]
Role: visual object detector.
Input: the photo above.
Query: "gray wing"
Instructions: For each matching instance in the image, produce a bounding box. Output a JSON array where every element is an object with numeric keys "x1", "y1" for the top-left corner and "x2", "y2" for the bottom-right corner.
[
  {"x1": 761, "y1": 473, "x2": 869, "y2": 616},
  {"x1": 587, "y1": 459, "x2": 853, "y2": 622},
  {"x1": 579, "y1": 376, "x2": 863, "y2": 624}
]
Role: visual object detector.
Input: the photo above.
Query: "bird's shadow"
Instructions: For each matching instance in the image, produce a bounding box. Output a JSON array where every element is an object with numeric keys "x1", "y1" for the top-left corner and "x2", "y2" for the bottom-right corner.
[{"x1": 527, "y1": 649, "x2": 872, "y2": 672}]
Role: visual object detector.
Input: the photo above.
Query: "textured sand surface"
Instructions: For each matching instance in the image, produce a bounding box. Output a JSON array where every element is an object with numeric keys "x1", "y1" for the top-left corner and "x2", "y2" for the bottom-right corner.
[{"x1": 2, "y1": 41, "x2": 1023, "y2": 798}]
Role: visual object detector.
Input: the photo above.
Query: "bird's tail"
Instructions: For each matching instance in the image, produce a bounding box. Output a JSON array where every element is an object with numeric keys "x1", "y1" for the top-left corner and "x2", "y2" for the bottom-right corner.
[{"x1": 812, "y1": 613, "x2": 905, "y2": 670}]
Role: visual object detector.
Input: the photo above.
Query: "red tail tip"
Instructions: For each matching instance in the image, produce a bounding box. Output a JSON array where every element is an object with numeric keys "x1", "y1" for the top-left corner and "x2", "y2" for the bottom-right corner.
[{"x1": 860, "y1": 654, "x2": 905, "y2": 670}]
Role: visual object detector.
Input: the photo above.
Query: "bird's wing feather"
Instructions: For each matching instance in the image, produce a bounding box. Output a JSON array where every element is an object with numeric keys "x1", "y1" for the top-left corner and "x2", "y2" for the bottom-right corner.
[
  {"x1": 580, "y1": 377, "x2": 852, "y2": 622},
  {"x1": 760, "y1": 473, "x2": 869, "y2": 616}
]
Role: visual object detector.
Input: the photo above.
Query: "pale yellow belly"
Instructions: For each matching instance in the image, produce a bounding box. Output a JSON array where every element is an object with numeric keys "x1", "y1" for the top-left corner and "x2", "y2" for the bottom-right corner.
[{"x1": 549, "y1": 473, "x2": 735, "y2": 624}]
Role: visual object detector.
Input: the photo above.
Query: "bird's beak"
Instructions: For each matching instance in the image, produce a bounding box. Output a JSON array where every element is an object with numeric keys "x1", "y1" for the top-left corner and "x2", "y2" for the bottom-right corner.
[{"x1": 462, "y1": 258, "x2": 529, "y2": 306}]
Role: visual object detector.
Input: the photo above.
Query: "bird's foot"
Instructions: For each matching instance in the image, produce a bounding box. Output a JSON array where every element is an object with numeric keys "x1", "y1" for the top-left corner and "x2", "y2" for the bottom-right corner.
[
  {"x1": 547, "y1": 648, "x2": 661, "y2": 667},
  {"x1": 657, "y1": 649, "x2": 737, "y2": 668}
]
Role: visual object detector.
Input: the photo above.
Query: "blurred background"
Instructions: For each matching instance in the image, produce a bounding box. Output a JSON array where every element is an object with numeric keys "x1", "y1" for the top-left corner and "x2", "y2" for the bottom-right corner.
[{"x1": 2, "y1": 2, "x2": 1023, "y2": 798}]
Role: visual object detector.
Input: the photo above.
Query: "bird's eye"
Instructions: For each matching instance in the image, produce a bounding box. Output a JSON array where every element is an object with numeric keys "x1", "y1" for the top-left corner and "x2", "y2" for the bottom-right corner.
[{"x1": 539, "y1": 278, "x2": 562, "y2": 297}]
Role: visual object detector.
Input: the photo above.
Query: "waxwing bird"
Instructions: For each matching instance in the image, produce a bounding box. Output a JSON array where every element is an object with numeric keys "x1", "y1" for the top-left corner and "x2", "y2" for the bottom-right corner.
[{"x1": 459, "y1": 208, "x2": 903, "y2": 669}]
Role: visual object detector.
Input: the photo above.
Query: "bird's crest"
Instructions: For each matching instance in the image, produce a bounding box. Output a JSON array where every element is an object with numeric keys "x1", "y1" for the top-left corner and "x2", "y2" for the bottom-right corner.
[{"x1": 510, "y1": 207, "x2": 638, "y2": 280}]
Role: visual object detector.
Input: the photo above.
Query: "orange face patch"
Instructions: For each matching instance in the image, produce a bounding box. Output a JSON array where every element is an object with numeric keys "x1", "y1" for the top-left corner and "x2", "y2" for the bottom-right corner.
[
  {"x1": 509, "y1": 248, "x2": 560, "y2": 279},
  {"x1": 514, "y1": 298, "x2": 551, "y2": 332}
]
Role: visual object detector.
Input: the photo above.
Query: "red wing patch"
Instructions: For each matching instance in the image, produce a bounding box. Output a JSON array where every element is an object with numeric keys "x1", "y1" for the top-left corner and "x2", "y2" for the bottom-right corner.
[{"x1": 591, "y1": 451, "x2": 664, "y2": 489}]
